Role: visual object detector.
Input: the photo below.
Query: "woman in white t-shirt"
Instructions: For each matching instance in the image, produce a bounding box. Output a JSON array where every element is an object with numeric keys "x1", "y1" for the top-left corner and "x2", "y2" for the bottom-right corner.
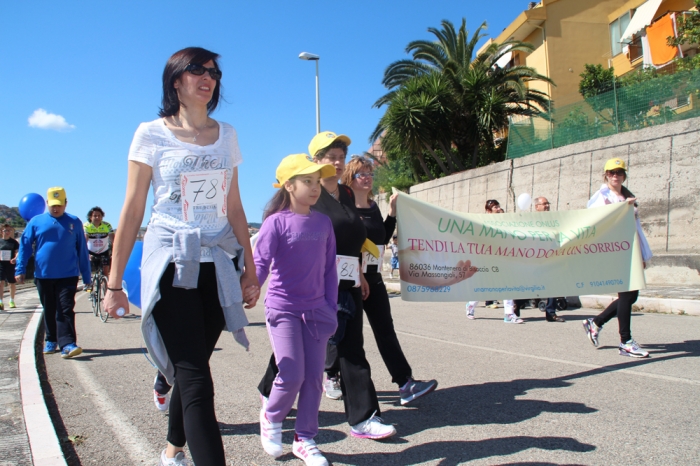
[
  {"x1": 104, "y1": 47, "x2": 260, "y2": 466},
  {"x1": 582, "y1": 158, "x2": 652, "y2": 358}
]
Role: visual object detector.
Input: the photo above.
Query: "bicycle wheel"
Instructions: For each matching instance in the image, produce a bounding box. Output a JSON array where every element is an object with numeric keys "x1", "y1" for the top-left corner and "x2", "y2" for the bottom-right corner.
[
  {"x1": 97, "y1": 276, "x2": 110, "y2": 322},
  {"x1": 90, "y1": 273, "x2": 99, "y2": 316}
]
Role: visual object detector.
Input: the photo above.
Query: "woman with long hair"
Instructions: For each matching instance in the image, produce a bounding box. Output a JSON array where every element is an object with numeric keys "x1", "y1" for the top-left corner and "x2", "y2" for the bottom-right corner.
[
  {"x1": 104, "y1": 47, "x2": 260, "y2": 466},
  {"x1": 582, "y1": 158, "x2": 652, "y2": 358},
  {"x1": 339, "y1": 155, "x2": 437, "y2": 404}
]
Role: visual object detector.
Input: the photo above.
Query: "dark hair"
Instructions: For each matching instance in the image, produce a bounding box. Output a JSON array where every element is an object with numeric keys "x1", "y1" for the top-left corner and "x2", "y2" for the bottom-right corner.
[
  {"x1": 314, "y1": 140, "x2": 348, "y2": 160},
  {"x1": 87, "y1": 206, "x2": 105, "y2": 221},
  {"x1": 263, "y1": 185, "x2": 294, "y2": 221},
  {"x1": 485, "y1": 199, "x2": 500, "y2": 212},
  {"x1": 159, "y1": 47, "x2": 223, "y2": 117}
]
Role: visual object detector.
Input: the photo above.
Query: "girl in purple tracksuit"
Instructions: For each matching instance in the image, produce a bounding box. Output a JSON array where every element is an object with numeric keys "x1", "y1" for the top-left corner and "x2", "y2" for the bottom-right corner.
[{"x1": 254, "y1": 154, "x2": 338, "y2": 466}]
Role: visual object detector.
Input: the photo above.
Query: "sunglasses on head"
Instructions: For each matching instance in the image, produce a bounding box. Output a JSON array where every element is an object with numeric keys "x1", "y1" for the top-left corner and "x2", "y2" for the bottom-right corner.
[
  {"x1": 607, "y1": 169, "x2": 626, "y2": 177},
  {"x1": 185, "y1": 63, "x2": 222, "y2": 80}
]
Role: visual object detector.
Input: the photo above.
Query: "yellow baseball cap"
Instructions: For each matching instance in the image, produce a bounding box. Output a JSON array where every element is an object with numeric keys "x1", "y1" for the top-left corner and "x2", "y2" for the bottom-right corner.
[
  {"x1": 273, "y1": 154, "x2": 336, "y2": 188},
  {"x1": 308, "y1": 131, "x2": 351, "y2": 158},
  {"x1": 47, "y1": 187, "x2": 67, "y2": 206},
  {"x1": 604, "y1": 158, "x2": 627, "y2": 172}
]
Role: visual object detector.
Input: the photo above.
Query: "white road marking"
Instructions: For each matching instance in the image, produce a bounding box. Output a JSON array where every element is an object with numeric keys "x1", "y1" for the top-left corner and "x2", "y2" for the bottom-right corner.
[
  {"x1": 71, "y1": 362, "x2": 158, "y2": 463},
  {"x1": 387, "y1": 328, "x2": 700, "y2": 386}
]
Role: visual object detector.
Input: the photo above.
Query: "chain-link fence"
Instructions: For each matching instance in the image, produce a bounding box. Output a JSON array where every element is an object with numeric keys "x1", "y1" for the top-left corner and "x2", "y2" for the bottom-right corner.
[{"x1": 506, "y1": 69, "x2": 700, "y2": 159}]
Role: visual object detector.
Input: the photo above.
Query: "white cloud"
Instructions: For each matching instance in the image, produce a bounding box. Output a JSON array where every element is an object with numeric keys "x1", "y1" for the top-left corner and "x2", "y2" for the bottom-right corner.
[{"x1": 27, "y1": 108, "x2": 76, "y2": 132}]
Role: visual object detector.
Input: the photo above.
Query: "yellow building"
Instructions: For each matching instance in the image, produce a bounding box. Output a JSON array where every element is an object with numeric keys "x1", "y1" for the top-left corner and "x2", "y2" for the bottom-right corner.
[{"x1": 481, "y1": 0, "x2": 697, "y2": 106}]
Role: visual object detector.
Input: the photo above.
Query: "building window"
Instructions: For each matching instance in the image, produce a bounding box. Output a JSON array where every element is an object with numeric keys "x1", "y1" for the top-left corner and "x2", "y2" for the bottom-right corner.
[
  {"x1": 629, "y1": 35, "x2": 643, "y2": 61},
  {"x1": 610, "y1": 12, "x2": 631, "y2": 56}
]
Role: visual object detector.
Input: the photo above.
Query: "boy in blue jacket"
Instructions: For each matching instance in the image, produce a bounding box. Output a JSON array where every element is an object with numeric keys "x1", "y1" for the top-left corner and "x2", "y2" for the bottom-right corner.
[{"x1": 15, "y1": 187, "x2": 91, "y2": 358}]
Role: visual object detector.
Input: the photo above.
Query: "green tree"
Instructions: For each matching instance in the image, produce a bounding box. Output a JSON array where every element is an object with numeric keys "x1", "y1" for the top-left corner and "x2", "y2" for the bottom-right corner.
[
  {"x1": 374, "y1": 18, "x2": 553, "y2": 172},
  {"x1": 668, "y1": 0, "x2": 700, "y2": 47}
]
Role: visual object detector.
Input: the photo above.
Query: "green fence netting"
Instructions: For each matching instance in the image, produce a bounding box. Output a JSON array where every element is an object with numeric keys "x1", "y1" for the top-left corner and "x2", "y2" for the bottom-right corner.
[{"x1": 507, "y1": 69, "x2": 700, "y2": 159}]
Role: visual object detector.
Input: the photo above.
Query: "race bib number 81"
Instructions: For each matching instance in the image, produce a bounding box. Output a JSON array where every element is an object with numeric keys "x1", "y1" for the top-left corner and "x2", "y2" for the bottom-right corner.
[{"x1": 181, "y1": 170, "x2": 228, "y2": 223}]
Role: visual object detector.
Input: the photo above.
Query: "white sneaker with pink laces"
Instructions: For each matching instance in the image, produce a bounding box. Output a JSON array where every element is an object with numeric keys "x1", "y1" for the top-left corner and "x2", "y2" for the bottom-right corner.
[{"x1": 259, "y1": 408, "x2": 283, "y2": 457}]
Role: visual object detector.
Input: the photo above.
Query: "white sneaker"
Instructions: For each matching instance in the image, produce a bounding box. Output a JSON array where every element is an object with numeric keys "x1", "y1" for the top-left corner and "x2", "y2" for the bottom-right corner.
[
  {"x1": 154, "y1": 390, "x2": 170, "y2": 412},
  {"x1": 504, "y1": 314, "x2": 524, "y2": 324},
  {"x1": 153, "y1": 374, "x2": 170, "y2": 412},
  {"x1": 293, "y1": 435, "x2": 329, "y2": 466},
  {"x1": 323, "y1": 376, "x2": 342, "y2": 400},
  {"x1": 259, "y1": 408, "x2": 283, "y2": 457},
  {"x1": 350, "y1": 411, "x2": 396, "y2": 439},
  {"x1": 159, "y1": 449, "x2": 192, "y2": 466}
]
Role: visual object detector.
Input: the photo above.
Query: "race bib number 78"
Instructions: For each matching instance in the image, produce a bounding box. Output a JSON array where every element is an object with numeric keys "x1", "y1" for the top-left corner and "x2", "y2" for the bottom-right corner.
[{"x1": 181, "y1": 170, "x2": 228, "y2": 223}]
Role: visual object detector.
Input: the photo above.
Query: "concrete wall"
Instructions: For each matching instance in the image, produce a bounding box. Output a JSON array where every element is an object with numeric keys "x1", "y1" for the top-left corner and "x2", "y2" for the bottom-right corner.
[{"x1": 378, "y1": 115, "x2": 700, "y2": 286}]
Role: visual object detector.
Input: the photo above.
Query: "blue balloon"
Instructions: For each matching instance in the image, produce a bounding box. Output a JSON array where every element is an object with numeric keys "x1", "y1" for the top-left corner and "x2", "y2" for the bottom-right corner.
[
  {"x1": 18, "y1": 193, "x2": 45, "y2": 221},
  {"x1": 122, "y1": 241, "x2": 143, "y2": 309}
]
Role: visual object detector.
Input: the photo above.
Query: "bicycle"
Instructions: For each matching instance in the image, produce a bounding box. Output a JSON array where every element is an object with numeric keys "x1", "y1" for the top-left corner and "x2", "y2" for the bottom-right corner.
[{"x1": 87, "y1": 254, "x2": 109, "y2": 322}]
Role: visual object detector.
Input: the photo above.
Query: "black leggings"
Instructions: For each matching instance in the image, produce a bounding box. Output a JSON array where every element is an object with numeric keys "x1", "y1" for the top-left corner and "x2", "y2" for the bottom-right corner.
[
  {"x1": 152, "y1": 263, "x2": 226, "y2": 466},
  {"x1": 357, "y1": 273, "x2": 412, "y2": 387},
  {"x1": 593, "y1": 290, "x2": 639, "y2": 343},
  {"x1": 259, "y1": 287, "x2": 380, "y2": 426}
]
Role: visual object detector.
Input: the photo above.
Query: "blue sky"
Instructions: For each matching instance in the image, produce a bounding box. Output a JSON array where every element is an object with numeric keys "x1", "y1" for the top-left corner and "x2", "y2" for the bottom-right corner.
[{"x1": 1, "y1": 0, "x2": 527, "y2": 225}]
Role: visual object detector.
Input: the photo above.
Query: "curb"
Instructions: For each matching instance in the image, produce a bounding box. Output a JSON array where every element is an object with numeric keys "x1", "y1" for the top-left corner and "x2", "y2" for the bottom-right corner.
[
  {"x1": 19, "y1": 305, "x2": 67, "y2": 466},
  {"x1": 384, "y1": 281, "x2": 700, "y2": 316},
  {"x1": 579, "y1": 295, "x2": 700, "y2": 316}
]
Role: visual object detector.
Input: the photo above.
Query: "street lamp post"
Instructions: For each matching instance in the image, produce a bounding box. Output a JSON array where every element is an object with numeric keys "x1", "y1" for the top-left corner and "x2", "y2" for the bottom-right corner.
[{"x1": 298, "y1": 52, "x2": 320, "y2": 134}]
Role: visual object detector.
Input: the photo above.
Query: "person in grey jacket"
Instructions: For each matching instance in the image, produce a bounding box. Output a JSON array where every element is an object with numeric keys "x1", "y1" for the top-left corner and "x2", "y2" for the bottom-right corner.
[{"x1": 103, "y1": 47, "x2": 259, "y2": 466}]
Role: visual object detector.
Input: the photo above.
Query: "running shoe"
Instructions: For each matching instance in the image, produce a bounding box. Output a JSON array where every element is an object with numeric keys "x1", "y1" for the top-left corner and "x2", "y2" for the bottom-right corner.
[
  {"x1": 350, "y1": 411, "x2": 396, "y2": 439},
  {"x1": 619, "y1": 339, "x2": 649, "y2": 358},
  {"x1": 61, "y1": 343, "x2": 82, "y2": 359},
  {"x1": 153, "y1": 374, "x2": 170, "y2": 411},
  {"x1": 504, "y1": 314, "x2": 524, "y2": 324},
  {"x1": 8, "y1": 300, "x2": 15, "y2": 309},
  {"x1": 486, "y1": 302, "x2": 499, "y2": 309},
  {"x1": 43, "y1": 341, "x2": 58, "y2": 354},
  {"x1": 582, "y1": 318, "x2": 601, "y2": 347},
  {"x1": 466, "y1": 312, "x2": 475, "y2": 320},
  {"x1": 546, "y1": 313, "x2": 565, "y2": 322},
  {"x1": 259, "y1": 408, "x2": 283, "y2": 457},
  {"x1": 399, "y1": 378, "x2": 438, "y2": 405},
  {"x1": 154, "y1": 391, "x2": 170, "y2": 412},
  {"x1": 159, "y1": 449, "x2": 193, "y2": 466},
  {"x1": 323, "y1": 376, "x2": 342, "y2": 400},
  {"x1": 293, "y1": 435, "x2": 328, "y2": 466}
]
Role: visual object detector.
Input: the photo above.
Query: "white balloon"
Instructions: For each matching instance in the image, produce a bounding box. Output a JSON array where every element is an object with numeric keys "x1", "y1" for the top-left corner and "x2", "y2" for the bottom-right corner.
[{"x1": 517, "y1": 193, "x2": 532, "y2": 211}]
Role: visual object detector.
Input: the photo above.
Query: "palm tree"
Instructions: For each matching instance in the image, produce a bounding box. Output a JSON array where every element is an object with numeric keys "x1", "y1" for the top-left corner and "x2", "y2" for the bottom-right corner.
[{"x1": 374, "y1": 19, "x2": 553, "y2": 169}]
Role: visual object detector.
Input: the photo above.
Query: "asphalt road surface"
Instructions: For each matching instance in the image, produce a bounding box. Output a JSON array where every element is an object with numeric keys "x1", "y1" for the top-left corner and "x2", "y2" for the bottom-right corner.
[{"x1": 41, "y1": 290, "x2": 700, "y2": 465}]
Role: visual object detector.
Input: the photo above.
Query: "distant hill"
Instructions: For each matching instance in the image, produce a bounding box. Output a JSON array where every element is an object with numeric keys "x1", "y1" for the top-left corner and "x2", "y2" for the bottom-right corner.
[
  {"x1": 248, "y1": 222, "x2": 262, "y2": 229},
  {"x1": 0, "y1": 205, "x2": 26, "y2": 227}
]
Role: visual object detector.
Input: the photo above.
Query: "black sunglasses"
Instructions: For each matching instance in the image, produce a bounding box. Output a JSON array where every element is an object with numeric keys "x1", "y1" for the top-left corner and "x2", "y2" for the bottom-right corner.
[{"x1": 185, "y1": 63, "x2": 222, "y2": 80}]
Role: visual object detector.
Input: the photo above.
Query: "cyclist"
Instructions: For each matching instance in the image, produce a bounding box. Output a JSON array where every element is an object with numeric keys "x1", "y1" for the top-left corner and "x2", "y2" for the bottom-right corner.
[{"x1": 84, "y1": 207, "x2": 114, "y2": 278}]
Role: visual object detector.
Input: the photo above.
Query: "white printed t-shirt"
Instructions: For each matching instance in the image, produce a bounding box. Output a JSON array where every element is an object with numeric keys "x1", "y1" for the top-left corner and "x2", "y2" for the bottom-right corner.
[{"x1": 127, "y1": 118, "x2": 242, "y2": 262}]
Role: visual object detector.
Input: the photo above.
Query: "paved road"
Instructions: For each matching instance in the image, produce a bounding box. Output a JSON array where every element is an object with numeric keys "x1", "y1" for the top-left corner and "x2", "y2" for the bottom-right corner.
[{"x1": 41, "y1": 290, "x2": 700, "y2": 465}]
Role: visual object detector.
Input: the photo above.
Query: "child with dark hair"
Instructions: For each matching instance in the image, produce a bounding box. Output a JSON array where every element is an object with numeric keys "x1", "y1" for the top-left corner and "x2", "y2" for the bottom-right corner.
[{"x1": 255, "y1": 154, "x2": 338, "y2": 465}]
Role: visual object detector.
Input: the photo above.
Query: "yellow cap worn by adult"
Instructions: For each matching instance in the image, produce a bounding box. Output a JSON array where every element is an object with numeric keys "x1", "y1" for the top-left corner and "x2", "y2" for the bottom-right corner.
[
  {"x1": 273, "y1": 154, "x2": 336, "y2": 188},
  {"x1": 47, "y1": 187, "x2": 67, "y2": 206},
  {"x1": 308, "y1": 131, "x2": 351, "y2": 158},
  {"x1": 604, "y1": 158, "x2": 627, "y2": 172}
]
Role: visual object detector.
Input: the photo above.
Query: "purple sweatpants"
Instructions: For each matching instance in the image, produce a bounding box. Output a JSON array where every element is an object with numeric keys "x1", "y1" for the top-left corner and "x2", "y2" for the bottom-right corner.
[{"x1": 265, "y1": 305, "x2": 337, "y2": 440}]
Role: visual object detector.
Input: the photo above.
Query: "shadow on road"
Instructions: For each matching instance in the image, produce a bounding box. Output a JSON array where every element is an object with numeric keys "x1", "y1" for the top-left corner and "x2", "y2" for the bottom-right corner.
[{"x1": 326, "y1": 436, "x2": 595, "y2": 465}]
